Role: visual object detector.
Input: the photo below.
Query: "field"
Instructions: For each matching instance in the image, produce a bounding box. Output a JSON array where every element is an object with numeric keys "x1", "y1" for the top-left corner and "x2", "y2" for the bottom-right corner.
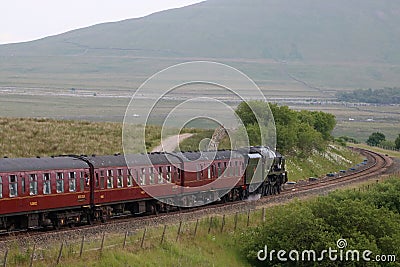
[
  {"x1": 288, "y1": 102, "x2": 400, "y2": 141},
  {"x1": 2, "y1": 91, "x2": 398, "y2": 144}
]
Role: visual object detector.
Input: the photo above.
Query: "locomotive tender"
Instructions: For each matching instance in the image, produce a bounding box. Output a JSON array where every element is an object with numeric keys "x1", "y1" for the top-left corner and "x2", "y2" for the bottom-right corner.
[{"x1": 0, "y1": 147, "x2": 287, "y2": 231}]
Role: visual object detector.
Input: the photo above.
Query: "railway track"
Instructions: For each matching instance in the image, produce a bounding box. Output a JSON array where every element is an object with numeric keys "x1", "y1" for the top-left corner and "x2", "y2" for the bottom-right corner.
[
  {"x1": 281, "y1": 147, "x2": 392, "y2": 195},
  {"x1": 0, "y1": 148, "x2": 394, "y2": 247}
]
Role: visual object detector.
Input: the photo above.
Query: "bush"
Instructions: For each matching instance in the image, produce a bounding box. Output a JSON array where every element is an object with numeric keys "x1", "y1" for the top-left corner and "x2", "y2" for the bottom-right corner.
[{"x1": 238, "y1": 179, "x2": 400, "y2": 266}]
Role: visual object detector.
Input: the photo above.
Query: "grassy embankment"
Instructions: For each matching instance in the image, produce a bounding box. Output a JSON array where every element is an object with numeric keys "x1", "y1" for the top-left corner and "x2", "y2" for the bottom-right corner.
[
  {"x1": 0, "y1": 118, "x2": 177, "y2": 158},
  {"x1": 351, "y1": 142, "x2": 400, "y2": 158},
  {"x1": 285, "y1": 144, "x2": 363, "y2": 181}
]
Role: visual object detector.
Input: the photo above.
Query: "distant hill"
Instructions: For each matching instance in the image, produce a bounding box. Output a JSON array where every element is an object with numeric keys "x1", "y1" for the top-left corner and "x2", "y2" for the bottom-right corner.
[{"x1": 1, "y1": 0, "x2": 400, "y2": 92}]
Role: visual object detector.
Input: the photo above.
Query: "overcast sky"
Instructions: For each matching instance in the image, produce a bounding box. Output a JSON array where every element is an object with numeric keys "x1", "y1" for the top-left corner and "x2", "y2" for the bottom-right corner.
[{"x1": 0, "y1": 0, "x2": 204, "y2": 44}]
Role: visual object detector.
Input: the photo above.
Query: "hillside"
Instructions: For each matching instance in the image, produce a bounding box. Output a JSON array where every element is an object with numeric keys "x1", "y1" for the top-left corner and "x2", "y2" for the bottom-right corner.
[
  {"x1": 1, "y1": 0, "x2": 400, "y2": 62},
  {"x1": 1, "y1": 0, "x2": 400, "y2": 92}
]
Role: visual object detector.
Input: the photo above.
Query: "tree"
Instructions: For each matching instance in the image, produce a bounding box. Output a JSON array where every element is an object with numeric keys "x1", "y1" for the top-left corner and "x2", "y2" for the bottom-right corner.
[
  {"x1": 235, "y1": 101, "x2": 335, "y2": 153},
  {"x1": 309, "y1": 111, "x2": 336, "y2": 140},
  {"x1": 395, "y1": 134, "x2": 400, "y2": 149},
  {"x1": 366, "y1": 132, "x2": 386, "y2": 146}
]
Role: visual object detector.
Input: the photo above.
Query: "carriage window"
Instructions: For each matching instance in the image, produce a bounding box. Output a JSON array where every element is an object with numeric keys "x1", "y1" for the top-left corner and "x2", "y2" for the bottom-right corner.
[
  {"x1": 107, "y1": 170, "x2": 113, "y2": 189},
  {"x1": 44, "y1": 173, "x2": 51, "y2": 194},
  {"x1": 117, "y1": 169, "x2": 123, "y2": 188},
  {"x1": 69, "y1": 172, "x2": 76, "y2": 192},
  {"x1": 207, "y1": 166, "x2": 211, "y2": 179},
  {"x1": 29, "y1": 174, "x2": 38, "y2": 195},
  {"x1": 117, "y1": 177, "x2": 123, "y2": 188},
  {"x1": 9, "y1": 175, "x2": 18, "y2": 197},
  {"x1": 107, "y1": 177, "x2": 113, "y2": 189},
  {"x1": 212, "y1": 164, "x2": 216, "y2": 178},
  {"x1": 175, "y1": 166, "x2": 180, "y2": 181},
  {"x1": 149, "y1": 168, "x2": 155, "y2": 184},
  {"x1": 134, "y1": 169, "x2": 139, "y2": 184},
  {"x1": 217, "y1": 163, "x2": 222, "y2": 177},
  {"x1": 95, "y1": 173, "x2": 100, "y2": 188},
  {"x1": 0, "y1": 176, "x2": 3, "y2": 198},
  {"x1": 140, "y1": 168, "x2": 146, "y2": 185},
  {"x1": 166, "y1": 166, "x2": 171, "y2": 183},
  {"x1": 158, "y1": 167, "x2": 163, "y2": 184},
  {"x1": 127, "y1": 169, "x2": 133, "y2": 187},
  {"x1": 117, "y1": 176, "x2": 123, "y2": 187},
  {"x1": 56, "y1": 172, "x2": 64, "y2": 193},
  {"x1": 223, "y1": 162, "x2": 227, "y2": 177},
  {"x1": 99, "y1": 170, "x2": 105, "y2": 189}
]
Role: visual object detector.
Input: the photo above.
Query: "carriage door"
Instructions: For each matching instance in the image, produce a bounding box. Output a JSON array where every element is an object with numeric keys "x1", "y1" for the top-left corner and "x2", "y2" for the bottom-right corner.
[{"x1": 94, "y1": 170, "x2": 105, "y2": 203}]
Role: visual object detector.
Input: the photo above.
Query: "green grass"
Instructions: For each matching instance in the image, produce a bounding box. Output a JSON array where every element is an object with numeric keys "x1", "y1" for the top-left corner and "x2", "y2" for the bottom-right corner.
[
  {"x1": 351, "y1": 143, "x2": 400, "y2": 158},
  {"x1": 6, "y1": 214, "x2": 256, "y2": 267}
]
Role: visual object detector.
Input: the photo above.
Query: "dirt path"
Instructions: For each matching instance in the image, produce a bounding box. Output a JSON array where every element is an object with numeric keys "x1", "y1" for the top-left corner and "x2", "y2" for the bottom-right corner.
[{"x1": 151, "y1": 133, "x2": 194, "y2": 152}]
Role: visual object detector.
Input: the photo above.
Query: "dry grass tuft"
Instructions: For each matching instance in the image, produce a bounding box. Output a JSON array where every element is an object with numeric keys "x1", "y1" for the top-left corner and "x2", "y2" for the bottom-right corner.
[{"x1": 0, "y1": 118, "x2": 144, "y2": 158}]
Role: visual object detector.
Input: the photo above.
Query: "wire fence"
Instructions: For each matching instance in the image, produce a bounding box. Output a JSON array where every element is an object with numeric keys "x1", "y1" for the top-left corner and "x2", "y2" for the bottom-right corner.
[{"x1": 0, "y1": 207, "x2": 268, "y2": 266}]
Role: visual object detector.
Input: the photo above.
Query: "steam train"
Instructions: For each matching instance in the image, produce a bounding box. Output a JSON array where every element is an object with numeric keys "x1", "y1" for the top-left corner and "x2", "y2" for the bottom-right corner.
[{"x1": 0, "y1": 147, "x2": 287, "y2": 231}]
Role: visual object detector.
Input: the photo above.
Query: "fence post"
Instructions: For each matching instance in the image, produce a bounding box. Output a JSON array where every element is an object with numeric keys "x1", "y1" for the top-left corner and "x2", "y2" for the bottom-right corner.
[
  {"x1": 176, "y1": 221, "x2": 183, "y2": 242},
  {"x1": 234, "y1": 212, "x2": 238, "y2": 231},
  {"x1": 100, "y1": 232, "x2": 105, "y2": 255},
  {"x1": 160, "y1": 225, "x2": 167, "y2": 245},
  {"x1": 123, "y1": 231, "x2": 129, "y2": 249},
  {"x1": 79, "y1": 235, "x2": 85, "y2": 257},
  {"x1": 262, "y1": 207, "x2": 266, "y2": 223},
  {"x1": 3, "y1": 249, "x2": 8, "y2": 267},
  {"x1": 29, "y1": 244, "x2": 36, "y2": 267},
  {"x1": 141, "y1": 228, "x2": 147, "y2": 249},
  {"x1": 56, "y1": 242, "x2": 63, "y2": 265},
  {"x1": 208, "y1": 217, "x2": 213, "y2": 234},
  {"x1": 193, "y1": 219, "x2": 199, "y2": 237},
  {"x1": 247, "y1": 210, "x2": 250, "y2": 227},
  {"x1": 220, "y1": 215, "x2": 225, "y2": 233}
]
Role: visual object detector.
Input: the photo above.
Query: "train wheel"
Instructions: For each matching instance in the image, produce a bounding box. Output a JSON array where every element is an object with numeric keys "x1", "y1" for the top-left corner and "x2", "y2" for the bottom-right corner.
[
  {"x1": 153, "y1": 203, "x2": 159, "y2": 216},
  {"x1": 87, "y1": 214, "x2": 93, "y2": 225},
  {"x1": 53, "y1": 220, "x2": 60, "y2": 230},
  {"x1": 265, "y1": 184, "x2": 271, "y2": 196}
]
